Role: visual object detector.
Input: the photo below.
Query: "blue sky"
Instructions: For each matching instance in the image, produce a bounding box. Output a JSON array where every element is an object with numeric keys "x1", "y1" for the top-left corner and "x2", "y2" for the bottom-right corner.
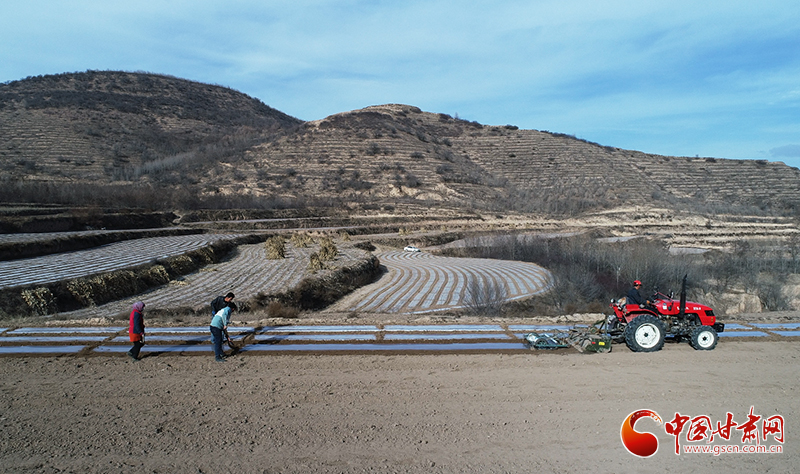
[{"x1": 2, "y1": 1, "x2": 799, "y2": 168}]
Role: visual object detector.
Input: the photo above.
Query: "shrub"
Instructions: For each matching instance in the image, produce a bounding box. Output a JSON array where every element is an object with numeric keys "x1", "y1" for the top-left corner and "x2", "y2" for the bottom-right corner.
[
  {"x1": 397, "y1": 173, "x2": 420, "y2": 188},
  {"x1": 290, "y1": 232, "x2": 314, "y2": 248},
  {"x1": 266, "y1": 300, "x2": 299, "y2": 318},
  {"x1": 755, "y1": 275, "x2": 791, "y2": 311},
  {"x1": 354, "y1": 241, "x2": 376, "y2": 252},
  {"x1": 21, "y1": 287, "x2": 57, "y2": 315},
  {"x1": 67, "y1": 279, "x2": 95, "y2": 306},
  {"x1": 365, "y1": 143, "x2": 392, "y2": 156},
  {"x1": 318, "y1": 236, "x2": 338, "y2": 261},
  {"x1": 265, "y1": 236, "x2": 285, "y2": 259},
  {"x1": 464, "y1": 277, "x2": 508, "y2": 315},
  {"x1": 308, "y1": 252, "x2": 325, "y2": 271}
]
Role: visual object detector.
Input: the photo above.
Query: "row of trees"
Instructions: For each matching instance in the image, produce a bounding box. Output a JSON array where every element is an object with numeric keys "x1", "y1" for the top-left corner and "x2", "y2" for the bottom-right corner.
[
  {"x1": 444, "y1": 233, "x2": 799, "y2": 315},
  {"x1": 0, "y1": 179, "x2": 317, "y2": 210}
]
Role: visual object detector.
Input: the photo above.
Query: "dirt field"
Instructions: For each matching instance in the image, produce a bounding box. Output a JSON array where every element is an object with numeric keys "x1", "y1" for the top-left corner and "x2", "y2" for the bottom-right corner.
[{"x1": 0, "y1": 330, "x2": 796, "y2": 473}]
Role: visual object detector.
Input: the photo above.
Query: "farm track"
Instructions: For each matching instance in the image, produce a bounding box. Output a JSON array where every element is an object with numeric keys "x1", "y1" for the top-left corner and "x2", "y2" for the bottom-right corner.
[
  {"x1": 328, "y1": 251, "x2": 553, "y2": 314},
  {"x1": 0, "y1": 234, "x2": 245, "y2": 290}
]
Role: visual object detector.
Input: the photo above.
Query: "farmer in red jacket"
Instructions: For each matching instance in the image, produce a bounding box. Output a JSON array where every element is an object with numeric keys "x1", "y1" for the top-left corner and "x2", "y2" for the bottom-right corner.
[{"x1": 128, "y1": 301, "x2": 146, "y2": 361}]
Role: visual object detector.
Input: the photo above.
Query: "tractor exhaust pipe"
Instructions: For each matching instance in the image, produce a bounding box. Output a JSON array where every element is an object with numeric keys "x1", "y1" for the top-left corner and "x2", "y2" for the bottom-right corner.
[{"x1": 679, "y1": 274, "x2": 687, "y2": 318}]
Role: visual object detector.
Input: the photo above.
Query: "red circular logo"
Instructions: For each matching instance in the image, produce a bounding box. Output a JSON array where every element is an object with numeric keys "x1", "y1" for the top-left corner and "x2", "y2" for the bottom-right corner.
[{"x1": 620, "y1": 409, "x2": 662, "y2": 457}]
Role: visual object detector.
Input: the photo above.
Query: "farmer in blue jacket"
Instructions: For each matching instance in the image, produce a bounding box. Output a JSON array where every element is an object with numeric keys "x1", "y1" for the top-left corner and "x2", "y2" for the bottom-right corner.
[{"x1": 209, "y1": 302, "x2": 236, "y2": 362}]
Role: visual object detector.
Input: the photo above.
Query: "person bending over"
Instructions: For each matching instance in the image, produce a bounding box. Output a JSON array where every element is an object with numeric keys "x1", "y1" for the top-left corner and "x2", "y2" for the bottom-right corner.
[{"x1": 209, "y1": 303, "x2": 237, "y2": 362}]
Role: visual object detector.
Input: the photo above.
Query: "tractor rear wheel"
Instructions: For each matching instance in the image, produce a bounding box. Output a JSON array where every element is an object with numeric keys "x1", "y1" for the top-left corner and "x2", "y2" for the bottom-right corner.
[
  {"x1": 623, "y1": 314, "x2": 666, "y2": 352},
  {"x1": 689, "y1": 325, "x2": 718, "y2": 350}
]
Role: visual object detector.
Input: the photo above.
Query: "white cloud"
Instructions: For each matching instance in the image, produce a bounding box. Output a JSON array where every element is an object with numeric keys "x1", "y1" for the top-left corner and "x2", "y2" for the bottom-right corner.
[{"x1": 770, "y1": 145, "x2": 800, "y2": 158}]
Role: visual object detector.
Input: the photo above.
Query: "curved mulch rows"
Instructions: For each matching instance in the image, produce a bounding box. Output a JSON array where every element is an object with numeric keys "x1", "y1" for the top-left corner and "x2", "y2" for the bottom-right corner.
[
  {"x1": 331, "y1": 250, "x2": 552, "y2": 313},
  {"x1": 56, "y1": 242, "x2": 368, "y2": 318},
  {"x1": 0, "y1": 234, "x2": 244, "y2": 290}
]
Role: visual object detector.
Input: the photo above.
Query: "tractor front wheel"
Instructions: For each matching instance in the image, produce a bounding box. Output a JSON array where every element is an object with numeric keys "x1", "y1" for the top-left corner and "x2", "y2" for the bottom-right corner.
[
  {"x1": 623, "y1": 314, "x2": 666, "y2": 352},
  {"x1": 689, "y1": 325, "x2": 718, "y2": 350}
]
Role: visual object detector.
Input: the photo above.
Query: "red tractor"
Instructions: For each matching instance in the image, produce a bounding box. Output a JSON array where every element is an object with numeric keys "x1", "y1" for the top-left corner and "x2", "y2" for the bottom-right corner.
[{"x1": 608, "y1": 277, "x2": 725, "y2": 352}]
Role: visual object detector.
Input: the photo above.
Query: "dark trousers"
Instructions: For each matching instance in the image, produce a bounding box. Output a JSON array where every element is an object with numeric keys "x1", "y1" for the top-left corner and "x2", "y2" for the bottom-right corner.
[
  {"x1": 128, "y1": 341, "x2": 144, "y2": 359},
  {"x1": 210, "y1": 326, "x2": 225, "y2": 358}
]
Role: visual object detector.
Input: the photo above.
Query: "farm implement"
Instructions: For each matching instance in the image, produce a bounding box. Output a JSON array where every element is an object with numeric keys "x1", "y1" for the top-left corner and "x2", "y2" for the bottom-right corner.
[
  {"x1": 525, "y1": 276, "x2": 724, "y2": 353},
  {"x1": 524, "y1": 321, "x2": 612, "y2": 353}
]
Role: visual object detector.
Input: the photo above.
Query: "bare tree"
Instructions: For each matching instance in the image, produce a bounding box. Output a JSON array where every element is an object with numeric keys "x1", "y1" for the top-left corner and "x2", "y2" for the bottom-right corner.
[{"x1": 464, "y1": 276, "x2": 508, "y2": 315}]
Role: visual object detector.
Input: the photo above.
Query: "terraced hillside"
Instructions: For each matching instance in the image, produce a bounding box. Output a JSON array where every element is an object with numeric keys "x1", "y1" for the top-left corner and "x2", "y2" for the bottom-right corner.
[
  {"x1": 242, "y1": 104, "x2": 800, "y2": 214},
  {"x1": 3, "y1": 72, "x2": 800, "y2": 215},
  {"x1": 0, "y1": 71, "x2": 300, "y2": 186}
]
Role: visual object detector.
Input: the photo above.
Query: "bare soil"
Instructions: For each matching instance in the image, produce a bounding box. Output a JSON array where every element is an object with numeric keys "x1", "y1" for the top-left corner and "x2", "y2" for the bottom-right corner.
[{"x1": 0, "y1": 319, "x2": 797, "y2": 473}]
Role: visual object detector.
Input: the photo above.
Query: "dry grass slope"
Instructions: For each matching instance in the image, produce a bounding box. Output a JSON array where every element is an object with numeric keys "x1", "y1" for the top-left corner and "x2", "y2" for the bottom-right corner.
[{"x1": 2, "y1": 73, "x2": 800, "y2": 216}]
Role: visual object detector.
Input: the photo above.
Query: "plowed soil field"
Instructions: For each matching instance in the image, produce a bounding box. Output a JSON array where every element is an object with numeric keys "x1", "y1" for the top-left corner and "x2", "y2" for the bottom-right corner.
[{"x1": 0, "y1": 338, "x2": 795, "y2": 473}]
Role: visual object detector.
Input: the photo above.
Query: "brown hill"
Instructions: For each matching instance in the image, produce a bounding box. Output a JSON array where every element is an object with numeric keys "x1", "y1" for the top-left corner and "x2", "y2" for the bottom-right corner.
[
  {"x1": 2, "y1": 72, "x2": 799, "y2": 216},
  {"x1": 0, "y1": 71, "x2": 301, "y2": 207},
  {"x1": 236, "y1": 104, "x2": 800, "y2": 215}
]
